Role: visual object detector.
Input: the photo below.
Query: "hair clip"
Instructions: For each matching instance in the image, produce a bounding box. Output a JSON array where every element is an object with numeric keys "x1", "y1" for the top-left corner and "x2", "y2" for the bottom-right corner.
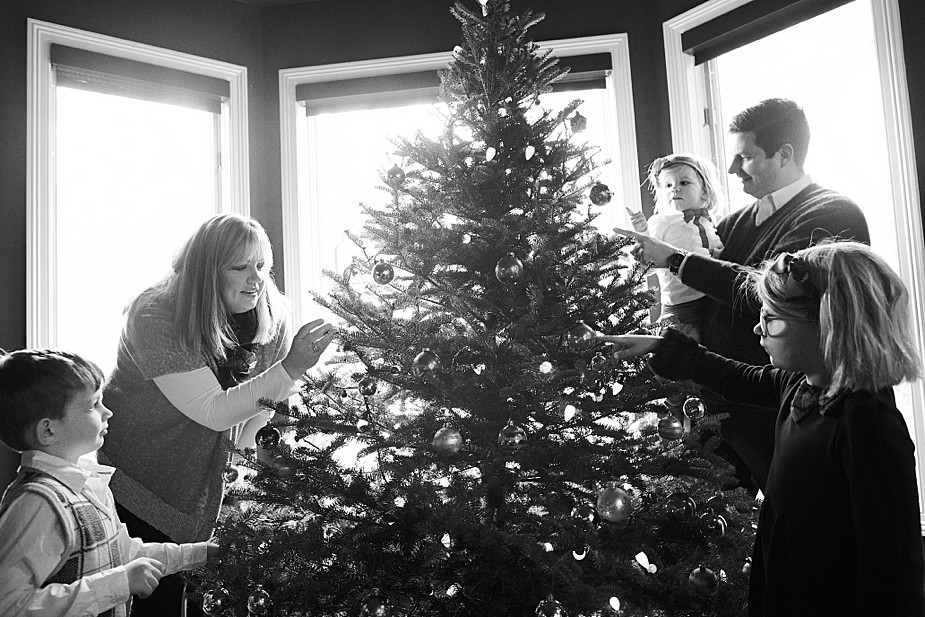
[{"x1": 770, "y1": 253, "x2": 813, "y2": 299}]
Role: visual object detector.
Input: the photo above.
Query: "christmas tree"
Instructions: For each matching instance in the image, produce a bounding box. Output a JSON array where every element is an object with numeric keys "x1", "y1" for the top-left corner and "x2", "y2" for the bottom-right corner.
[{"x1": 193, "y1": 2, "x2": 757, "y2": 615}]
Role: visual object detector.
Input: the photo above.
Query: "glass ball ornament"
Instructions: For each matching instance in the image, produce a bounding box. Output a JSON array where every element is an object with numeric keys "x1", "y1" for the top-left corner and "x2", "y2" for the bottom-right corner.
[
  {"x1": 535, "y1": 594, "x2": 566, "y2": 617},
  {"x1": 705, "y1": 494, "x2": 729, "y2": 515},
  {"x1": 358, "y1": 376, "x2": 378, "y2": 396},
  {"x1": 271, "y1": 455, "x2": 296, "y2": 480},
  {"x1": 566, "y1": 320, "x2": 596, "y2": 350},
  {"x1": 688, "y1": 564, "x2": 720, "y2": 598},
  {"x1": 495, "y1": 253, "x2": 524, "y2": 284},
  {"x1": 412, "y1": 348, "x2": 440, "y2": 376},
  {"x1": 683, "y1": 396, "x2": 707, "y2": 419},
  {"x1": 665, "y1": 491, "x2": 697, "y2": 520},
  {"x1": 202, "y1": 587, "x2": 230, "y2": 616},
  {"x1": 386, "y1": 164, "x2": 406, "y2": 187},
  {"x1": 497, "y1": 421, "x2": 527, "y2": 455},
  {"x1": 221, "y1": 465, "x2": 239, "y2": 483},
  {"x1": 596, "y1": 485, "x2": 632, "y2": 522},
  {"x1": 571, "y1": 503, "x2": 598, "y2": 528},
  {"x1": 371, "y1": 261, "x2": 395, "y2": 285},
  {"x1": 657, "y1": 415, "x2": 685, "y2": 440},
  {"x1": 359, "y1": 589, "x2": 391, "y2": 617},
  {"x1": 433, "y1": 426, "x2": 463, "y2": 456},
  {"x1": 701, "y1": 512, "x2": 728, "y2": 537},
  {"x1": 570, "y1": 111, "x2": 588, "y2": 133},
  {"x1": 589, "y1": 182, "x2": 613, "y2": 206},
  {"x1": 247, "y1": 585, "x2": 272, "y2": 615},
  {"x1": 255, "y1": 425, "x2": 281, "y2": 449}
]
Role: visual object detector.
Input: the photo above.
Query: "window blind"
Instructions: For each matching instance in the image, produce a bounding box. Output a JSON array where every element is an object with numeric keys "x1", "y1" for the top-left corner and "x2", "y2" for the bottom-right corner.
[
  {"x1": 682, "y1": 0, "x2": 853, "y2": 65},
  {"x1": 51, "y1": 44, "x2": 230, "y2": 113}
]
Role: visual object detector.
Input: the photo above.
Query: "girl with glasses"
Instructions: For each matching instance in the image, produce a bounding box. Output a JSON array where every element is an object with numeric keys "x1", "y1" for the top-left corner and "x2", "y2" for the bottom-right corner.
[{"x1": 596, "y1": 241, "x2": 924, "y2": 616}]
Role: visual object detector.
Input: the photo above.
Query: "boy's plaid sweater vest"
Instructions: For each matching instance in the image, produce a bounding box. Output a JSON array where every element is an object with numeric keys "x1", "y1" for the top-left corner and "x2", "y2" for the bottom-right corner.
[{"x1": 0, "y1": 469, "x2": 128, "y2": 617}]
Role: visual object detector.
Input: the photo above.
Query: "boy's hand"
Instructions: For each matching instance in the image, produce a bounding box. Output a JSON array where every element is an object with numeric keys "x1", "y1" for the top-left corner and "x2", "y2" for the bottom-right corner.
[
  {"x1": 206, "y1": 541, "x2": 226, "y2": 562},
  {"x1": 126, "y1": 557, "x2": 164, "y2": 598},
  {"x1": 625, "y1": 207, "x2": 648, "y2": 233}
]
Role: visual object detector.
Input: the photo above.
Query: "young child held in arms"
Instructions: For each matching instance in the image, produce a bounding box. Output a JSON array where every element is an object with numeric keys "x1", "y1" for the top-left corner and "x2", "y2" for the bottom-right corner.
[
  {"x1": 0, "y1": 349, "x2": 221, "y2": 616},
  {"x1": 597, "y1": 241, "x2": 925, "y2": 616},
  {"x1": 626, "y1": 153, "x2": 724, "y2": 341}
]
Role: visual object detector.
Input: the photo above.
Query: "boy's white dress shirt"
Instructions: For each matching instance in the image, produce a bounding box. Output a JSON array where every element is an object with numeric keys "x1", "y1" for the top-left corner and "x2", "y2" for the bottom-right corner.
[{"x1": 0, "y1": 450, "x2": 208, "y2": 617}]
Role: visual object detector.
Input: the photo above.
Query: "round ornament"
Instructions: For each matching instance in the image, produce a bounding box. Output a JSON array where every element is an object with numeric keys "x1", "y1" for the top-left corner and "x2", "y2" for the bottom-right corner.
[
  {"x1": 433, "y1": 426, "x2": 463, "y2": 456},
  {"x1": 683, "y1": 396, "x2": 707, "y2": 419},
  {"x1": 359, "y1": 589, "x2": 391, "y2": 617},
  {"x1": 495, "y1": 253, "x2": 524, "y2": 284},
  {"x1": 535, "y1": 594, "x2": 566, "y2": 617},
  {"x1": 386, "y1": 165, "x2": 406, "y2": 188},
  {"x1": 497, "y1": 421, "x2": 527, "y2": 455},
  {"x1": 566, "y1": 321, "x2": 596, "y2": 350},
  {"x1": 596, "y1": 485, "x2": 632, "y2": 523},
  {"x1": 221, "y1": 465, "x2": 239, "y2": 483},
  {"x1": 372, "y1": 261, "x2": 395, "y2": 285},
  {"x1": 412, "y1": 349, "x2": 440, "y2": 376},
  {"x1": 688, "y1": 565, "x2": 720, "y2": 598},
  {"x1": 358, "y1": 376, "x2": 378, "y2": 396},
  {"x1": 271, "y1": 455, "x2": 296, "y2": 480},
  {"x1": 570, "y1": 112, "x2": 588, "y2": 133},
  {"x1": 247, "y1": 585, "x2": 272, "y2": 615},
  {"x1": 657, "y1": 415, "x2": 685, "y2": 440},
  {"x1": 701, "y1": 512, "x2": 728, "y2": 537},
  {"x1": 202, "y1": 587, "x2": 230, "y2": 616},
  {"x1": 665, "y1": 491, "x2": 697, "y2": 520},
  {"x1": 255, "y1": 425, "x2": 281, "y2": 449},
  {"x1": 704, "y1": 494, "x2": 729, "y2": 515},
  {"x1": 589, "y1": 182, "x2": 613, "y2": 206},
  {"x1": 571, "y1": 503, "x2": 598, "y2": 528}
]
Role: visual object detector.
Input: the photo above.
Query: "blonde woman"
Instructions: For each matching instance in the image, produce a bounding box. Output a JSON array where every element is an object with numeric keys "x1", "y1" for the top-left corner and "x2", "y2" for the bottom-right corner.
[
  {"x1": 99, "y1": 214, "x2": 334, "y2": 616},
  {"x1": 598, "y1": 241, "x2": 924, "y2": 616}
]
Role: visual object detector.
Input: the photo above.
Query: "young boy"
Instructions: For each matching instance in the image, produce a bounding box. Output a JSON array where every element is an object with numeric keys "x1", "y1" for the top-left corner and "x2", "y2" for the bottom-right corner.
[{"x1": 0, "y1": 349, "x2": 220, "y2": 616}]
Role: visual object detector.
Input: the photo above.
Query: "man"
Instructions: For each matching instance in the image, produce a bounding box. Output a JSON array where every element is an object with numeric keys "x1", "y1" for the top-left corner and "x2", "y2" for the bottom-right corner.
[{"x1": 620, "y1": 98, "x2": 869, "y2": 493}]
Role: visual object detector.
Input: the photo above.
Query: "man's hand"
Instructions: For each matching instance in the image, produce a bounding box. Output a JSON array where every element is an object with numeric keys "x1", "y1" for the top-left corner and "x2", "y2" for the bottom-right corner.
[{"x1": 613, "y1": 227, "x2": 680, "y2": 268}]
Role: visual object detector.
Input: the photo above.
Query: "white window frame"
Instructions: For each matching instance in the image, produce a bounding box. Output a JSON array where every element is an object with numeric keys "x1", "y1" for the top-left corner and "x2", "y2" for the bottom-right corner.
[
  {"x1": 279, "y1": 34, "x2": 638, "y2": 327},
  {"x1": 26, "y1": 19, "x2": 250, "y2": 348},
  {"x1": 664, "y1": 0, "x2": 925, "y2": 531}
]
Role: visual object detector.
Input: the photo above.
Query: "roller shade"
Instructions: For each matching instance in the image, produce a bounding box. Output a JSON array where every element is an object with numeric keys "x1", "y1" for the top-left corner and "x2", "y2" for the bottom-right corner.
[{"x1": 51, "y1": 44, "x2": 230, "y2": 113}]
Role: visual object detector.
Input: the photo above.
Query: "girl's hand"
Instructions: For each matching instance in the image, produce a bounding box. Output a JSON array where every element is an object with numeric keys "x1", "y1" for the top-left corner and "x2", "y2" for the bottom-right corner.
[
  {"x1": 281, "y1": 319, "x2": 336, "y2": 379},
  {"x1": 594, "y1": 334, "x2": 662, "y2": 361},
  {"x1": 625, "y1": 207, "x2": 648, "y2": 233}
]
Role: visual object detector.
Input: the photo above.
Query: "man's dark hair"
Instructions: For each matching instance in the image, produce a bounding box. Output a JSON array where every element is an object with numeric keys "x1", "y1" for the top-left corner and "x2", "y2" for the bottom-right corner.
[{"x1": 728, "y1": 98, "x2": 810, "y2": 167}]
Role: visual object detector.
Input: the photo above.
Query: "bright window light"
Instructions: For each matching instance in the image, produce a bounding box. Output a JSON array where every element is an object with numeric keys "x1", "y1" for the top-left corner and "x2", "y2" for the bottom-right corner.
[
  {"x1": 300, "y1": 87, "x2": 613, "y2": 323},
  {"x1": 55, "y1": 87, "x2": 218, "y2": 374}
]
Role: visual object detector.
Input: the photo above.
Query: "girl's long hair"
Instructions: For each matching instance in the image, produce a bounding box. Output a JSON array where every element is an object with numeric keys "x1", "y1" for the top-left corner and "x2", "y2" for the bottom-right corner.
[
  {"x1": 152, "y1": 214, "x2": 288, "y2": 365},
  {"x1": 751, "y1": 241, "x2": 921, "y2": 395}
]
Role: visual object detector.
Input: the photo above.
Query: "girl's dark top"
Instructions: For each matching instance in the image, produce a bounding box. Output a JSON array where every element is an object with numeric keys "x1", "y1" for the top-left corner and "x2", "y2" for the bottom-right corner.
[{"x1": 650, "y1": 330, "x2": 925, "y2": 617}]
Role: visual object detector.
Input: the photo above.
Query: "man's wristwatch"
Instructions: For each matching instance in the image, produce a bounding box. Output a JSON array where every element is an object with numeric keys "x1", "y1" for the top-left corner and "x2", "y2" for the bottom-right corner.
[{"x1": 667, "y1": 250, "x2": 689, "y2": 275}]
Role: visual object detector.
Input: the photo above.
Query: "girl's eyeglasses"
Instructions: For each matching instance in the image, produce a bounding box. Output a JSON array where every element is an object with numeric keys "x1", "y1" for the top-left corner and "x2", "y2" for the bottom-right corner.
[{"x1": 757, "y1": 312, "x2": 817, "y2": 337}]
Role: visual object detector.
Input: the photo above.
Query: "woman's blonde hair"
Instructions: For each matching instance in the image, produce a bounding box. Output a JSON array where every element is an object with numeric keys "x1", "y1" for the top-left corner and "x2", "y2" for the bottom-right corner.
[
  {"x1": 750, "y1": 241, "x2": 921, "y2": 395},
  {"x1": 646, "y1": 153, "x2": 725, "y2": 214},
  {"x1": 155, "y1": 214, "x2": 287, "y2": 364}
]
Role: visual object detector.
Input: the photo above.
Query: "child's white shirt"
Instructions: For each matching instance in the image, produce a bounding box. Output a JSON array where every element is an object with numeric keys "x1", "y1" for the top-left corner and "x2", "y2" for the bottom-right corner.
[
  {"x1": 648, "y1": 211, "x2": 723, "y2": 307},
  {"x1": 0, "y1": 450, "x2": 208, "y2": 617}
]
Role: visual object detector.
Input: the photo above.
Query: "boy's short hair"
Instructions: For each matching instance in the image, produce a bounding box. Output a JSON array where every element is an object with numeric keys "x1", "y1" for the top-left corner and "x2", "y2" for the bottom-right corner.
[{"x1": 0, "y1": 349, "x2": 104, "y2": 452}]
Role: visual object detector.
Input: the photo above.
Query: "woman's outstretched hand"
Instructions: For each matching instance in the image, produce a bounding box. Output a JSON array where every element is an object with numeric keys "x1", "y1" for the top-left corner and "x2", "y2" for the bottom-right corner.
[
  {"x1": 594, "y1": 333, "x2": 663, "y2": 361},
  {"x1": 282, "y1": 318, "x2": 336, "y2": 379}
]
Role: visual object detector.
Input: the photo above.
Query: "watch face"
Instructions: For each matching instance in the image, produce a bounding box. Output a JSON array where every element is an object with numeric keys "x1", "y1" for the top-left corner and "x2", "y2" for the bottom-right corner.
[{"x1": 669, "y1": 253, "x2": 684, "y2": 268}]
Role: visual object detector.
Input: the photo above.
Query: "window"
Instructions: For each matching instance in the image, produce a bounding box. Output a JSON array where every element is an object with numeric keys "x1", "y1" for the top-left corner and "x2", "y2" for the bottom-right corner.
[
  {"x1": 27, "y1": 20, "x2": 250, "y2": 374},
  {"x1": 280, "y1": 35, "x2": 639, "y2": 327},
  {"x1": 664, "y1": 0, "x2": 925, "y2": 528}
]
